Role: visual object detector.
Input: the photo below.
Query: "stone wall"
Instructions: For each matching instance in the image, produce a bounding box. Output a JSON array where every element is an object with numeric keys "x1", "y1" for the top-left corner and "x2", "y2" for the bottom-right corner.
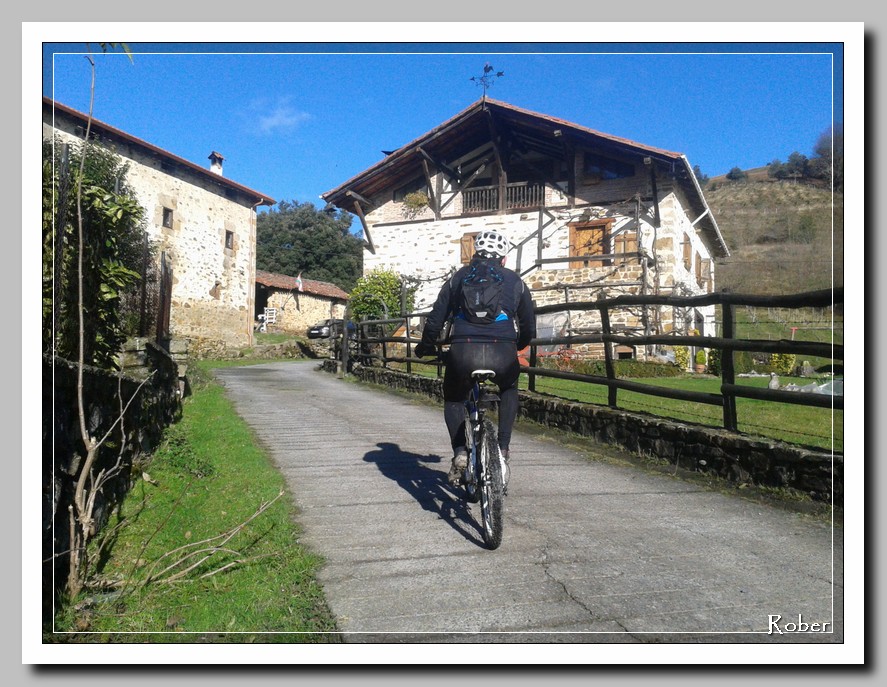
[
  {"x1": 44, "y1": 344, "x2": 183, "y2": 601},
  {"x1": 328, "y1": 363, "x2": 841, "y2": 505},
  {"x1": 45, "y1": 122, "x2": 260, "y2": 352},
  {"x1": 264, "y1": 290, "x2": 346, "y2": 335}
]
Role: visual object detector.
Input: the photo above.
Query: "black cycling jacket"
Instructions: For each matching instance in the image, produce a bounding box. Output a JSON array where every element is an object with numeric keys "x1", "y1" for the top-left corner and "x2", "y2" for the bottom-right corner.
[{"x1": 420, "y1": 257, "x2": 536, "y2": 349}]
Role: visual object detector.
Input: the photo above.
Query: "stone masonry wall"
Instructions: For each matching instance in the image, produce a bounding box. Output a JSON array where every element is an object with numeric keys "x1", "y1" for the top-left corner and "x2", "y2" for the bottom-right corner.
[
  {"x1": 264, "y1": 290, "x2": 346, "y2": 335},
  {"x1": 45, "y1": 344, "x2": 183, "y2": 600},
  {"x1": 46, "y1": 123, "x2": 259, "y2": 351},
  {"x1": 326, "y1": 363, "x2": 840, "y2": 505}
]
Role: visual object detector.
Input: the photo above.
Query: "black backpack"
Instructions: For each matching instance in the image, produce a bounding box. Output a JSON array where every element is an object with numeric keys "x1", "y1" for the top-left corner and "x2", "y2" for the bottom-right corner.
[{"x1": 458, "y1": 260, "x2": 505, "y2": 324}]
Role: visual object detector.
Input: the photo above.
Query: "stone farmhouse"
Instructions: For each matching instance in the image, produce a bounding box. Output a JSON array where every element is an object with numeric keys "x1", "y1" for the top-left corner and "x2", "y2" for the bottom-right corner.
[
  {"x1": 321, "y1": 98, "x2": 729, "y2": 360},
  {"x1": 43, "y1": 97, "x2": 275, "y2": 358},
  {"x1": 254, "y1": 269, "x2": 349, "y2": 335}
]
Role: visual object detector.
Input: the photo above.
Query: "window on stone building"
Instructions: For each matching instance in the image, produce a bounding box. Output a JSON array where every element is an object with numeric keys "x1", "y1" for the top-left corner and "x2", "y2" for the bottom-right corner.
[
  {"x1": 682, "y1": 233, "x2": 692, "y2": 271},
  {"x1": 162, "y1": 207, "x2": 173, "y2": 229},
  {"x1": 582, "y1": 153, "x2": 635, "y2": 183},
  {"x1": 613, "y1": 230, "x2": 638, "y2": 258},
  {"x1": 699, "y1": 257, "x2": 712, "y2": 292},
  {"x1": 569, "y1": 220, "x2": 613, "y2": 268},
  {"x1": 225, "y1": 230, "x2": 234, "y2": 250}
]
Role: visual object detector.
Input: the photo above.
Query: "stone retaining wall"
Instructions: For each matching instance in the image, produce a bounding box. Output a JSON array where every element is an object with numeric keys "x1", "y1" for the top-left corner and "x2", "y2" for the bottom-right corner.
[
  {"x1": 44, "y1": 343, "x2": 183, "y2": 604},
  {"x1": 325, "y1": 362, "x2": 841, "y2": 505}
]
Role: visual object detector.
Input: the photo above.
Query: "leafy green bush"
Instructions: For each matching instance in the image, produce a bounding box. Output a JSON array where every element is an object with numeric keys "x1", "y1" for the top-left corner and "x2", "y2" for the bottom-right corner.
[
  {"x1": 769, "y1": 352, "x2": 797, "y2": 375},
  {"x1": 673, "y1": 346, "x2": 690, "y2": 371},
  {"x1": 44, "y1": 137, "x2": 148, "y2": 368},
  {"x1": 707, "y1": 348, "x2": 722, "y2": 376},
  {"x1": 554, "y1": 358, "x2": 683, "y2": 378},
  {"x1": 350, "y1": 268, "x2": 416, "y2": 322},
  {"x1": 694, "y1": 349, "x2": 707, "y2": 366}
]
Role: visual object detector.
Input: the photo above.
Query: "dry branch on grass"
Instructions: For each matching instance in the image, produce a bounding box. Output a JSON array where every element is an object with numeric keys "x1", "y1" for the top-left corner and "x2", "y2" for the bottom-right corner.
[{"x1": 138, "y1": 490, "x2": 286, "y2": 585}]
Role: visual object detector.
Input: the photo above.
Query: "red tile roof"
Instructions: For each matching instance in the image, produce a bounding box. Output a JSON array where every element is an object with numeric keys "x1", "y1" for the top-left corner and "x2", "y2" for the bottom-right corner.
[{"x1": 255, "y1": 269, "x2": 349, "y2": 300}]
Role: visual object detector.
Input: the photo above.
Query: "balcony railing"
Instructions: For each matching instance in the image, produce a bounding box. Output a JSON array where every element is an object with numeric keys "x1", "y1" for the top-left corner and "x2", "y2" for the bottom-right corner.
[{"x1": 463, "y1": 182, "x2": 546, "y2": 214}]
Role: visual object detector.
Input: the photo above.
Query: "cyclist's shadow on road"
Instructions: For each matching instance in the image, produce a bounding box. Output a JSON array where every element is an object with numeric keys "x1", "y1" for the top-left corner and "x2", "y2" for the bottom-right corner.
[{"x1": 363, "y1": 442, "x2": 484, "y2": 546}]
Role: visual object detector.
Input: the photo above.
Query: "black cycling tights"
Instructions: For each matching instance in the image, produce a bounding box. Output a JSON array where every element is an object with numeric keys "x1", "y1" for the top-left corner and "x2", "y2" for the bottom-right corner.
[{"x1": 442, "y1": 341, "x2": 520, "y2": 453}]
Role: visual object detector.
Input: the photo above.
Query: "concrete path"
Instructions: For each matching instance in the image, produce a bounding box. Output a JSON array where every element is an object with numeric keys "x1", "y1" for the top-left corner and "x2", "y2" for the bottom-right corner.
[{"x1": 212, "y1": 360, "x2": 842, "y2": 644}]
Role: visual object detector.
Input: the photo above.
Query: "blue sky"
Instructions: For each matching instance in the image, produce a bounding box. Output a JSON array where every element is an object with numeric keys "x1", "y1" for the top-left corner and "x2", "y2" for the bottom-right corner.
[{"x1": 42, "y1": 41, "x2": 843, "y2": 214}]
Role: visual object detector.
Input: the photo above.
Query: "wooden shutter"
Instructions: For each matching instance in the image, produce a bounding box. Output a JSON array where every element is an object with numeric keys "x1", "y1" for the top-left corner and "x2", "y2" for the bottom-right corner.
[
  {"x1": 569, "y1": 221, "x2": 612, "y2": 268},
  {"x1": 461, "y1": 232, "x2": 478, "y2": 264},
  {"x1": 614, "y1": 230, "x2": 638, "y2": 257}
]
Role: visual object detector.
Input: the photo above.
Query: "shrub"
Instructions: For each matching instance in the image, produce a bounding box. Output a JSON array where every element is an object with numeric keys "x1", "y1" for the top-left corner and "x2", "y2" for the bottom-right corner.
[
  {"x1": 694, "y1": 350, "x2": 707, "y2": 366},
  {"x1": 733, "y1": 350, "x2": 756, "y2": 374},
  {"x1": 350, "y1": 268, "x2": 416, "y2": 322},
  {"x1": 769, "y1": 352, "x2": 797, "y2": 375},
  {"x1": 547, "y1": 358, "x2": 683, "y2": 379},
  {"x1": 673, "y1": 345, "x2": 690, "y2": 370},
  {"x1": 707, "y1": 348, "x2": 722, "y2": 376}
]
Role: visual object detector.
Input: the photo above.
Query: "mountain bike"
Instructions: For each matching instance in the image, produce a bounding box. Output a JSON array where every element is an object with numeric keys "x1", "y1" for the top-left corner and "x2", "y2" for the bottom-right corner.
[{"x1": 459, "y1": 369, "x2": 506, "y2": 550}]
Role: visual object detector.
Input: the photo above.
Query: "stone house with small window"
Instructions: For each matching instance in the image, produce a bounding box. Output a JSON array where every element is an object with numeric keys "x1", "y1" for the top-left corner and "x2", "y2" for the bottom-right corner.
[
  {"x1": 254, "y1": 270, "x2": 349, "y2": 335},
  {"x1": 321, "y1": 98, "x2": 729, "y2": 360},
  {"x1": 43, "y1": 97, "x2": 275, "y2": 358}
]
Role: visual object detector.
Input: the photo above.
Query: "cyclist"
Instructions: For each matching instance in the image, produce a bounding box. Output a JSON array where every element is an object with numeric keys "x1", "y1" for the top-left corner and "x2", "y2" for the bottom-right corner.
[{"x1": 414, "y1": 230, "x2": 536, "y2": 487}]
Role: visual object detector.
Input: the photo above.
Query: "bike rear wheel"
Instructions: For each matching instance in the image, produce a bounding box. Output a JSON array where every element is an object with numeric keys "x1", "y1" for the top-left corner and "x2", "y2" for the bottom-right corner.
[{"x1": 477, "y1": 419, "x2": 504, "y2": 549}]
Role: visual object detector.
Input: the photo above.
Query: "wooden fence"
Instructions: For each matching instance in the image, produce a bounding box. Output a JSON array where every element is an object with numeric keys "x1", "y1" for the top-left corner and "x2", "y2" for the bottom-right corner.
[{"x1": 342, "y1": 287, "x2": 843, "y2": 435}]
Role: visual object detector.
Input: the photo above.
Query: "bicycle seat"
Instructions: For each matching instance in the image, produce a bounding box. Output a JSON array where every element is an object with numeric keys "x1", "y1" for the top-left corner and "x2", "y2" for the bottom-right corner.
[{"x1": 471, "y1": 369, "x2": 496, "y2": 382}]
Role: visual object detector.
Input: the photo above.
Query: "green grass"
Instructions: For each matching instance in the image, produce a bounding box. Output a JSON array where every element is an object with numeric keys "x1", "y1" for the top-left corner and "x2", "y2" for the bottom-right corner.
[
  {"x1": 50, "y1": 360, "x2": 341, "y2": 643},
  {"x1": 387, "y1": 361, "x2": 841, "y2": 452},
  {"x1": 254, "y1": 331, "x2": 303, "y2": 346},
  {"x1": 525, "y1": 373, "x2": 842, "y2": 452}
]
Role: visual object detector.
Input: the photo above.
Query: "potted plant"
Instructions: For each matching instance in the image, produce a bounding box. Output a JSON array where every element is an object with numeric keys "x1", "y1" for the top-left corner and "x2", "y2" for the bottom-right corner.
[
  {"x1": 401, "y1": 191, "x2": 430, "y2": 218},
  {"x1": 694, "y1": 349, "x2": 707, "y2": 374}
]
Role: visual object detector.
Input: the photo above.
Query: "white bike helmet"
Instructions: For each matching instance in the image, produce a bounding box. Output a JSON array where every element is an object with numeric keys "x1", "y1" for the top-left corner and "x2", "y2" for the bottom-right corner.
[{"x1": 474, "y1": 230, "x2": 509, "y2": 258}]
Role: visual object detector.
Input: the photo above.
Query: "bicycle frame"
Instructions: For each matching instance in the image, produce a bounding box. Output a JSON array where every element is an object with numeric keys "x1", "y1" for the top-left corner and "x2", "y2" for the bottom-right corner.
[{"x1": 463, "y1": 370, "x2": 497, "y2": 488}]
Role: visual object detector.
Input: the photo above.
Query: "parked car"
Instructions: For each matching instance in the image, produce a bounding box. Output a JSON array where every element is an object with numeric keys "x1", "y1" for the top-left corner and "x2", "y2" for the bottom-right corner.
[{"x1": 307, "y1": 319, "x2": 355, "y2": 339}]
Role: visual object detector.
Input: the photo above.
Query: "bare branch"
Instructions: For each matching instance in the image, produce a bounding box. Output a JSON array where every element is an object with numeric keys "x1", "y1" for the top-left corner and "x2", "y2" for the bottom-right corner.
[{"x1": 143, "y1": 490, "x2": 285, "y2": 585}]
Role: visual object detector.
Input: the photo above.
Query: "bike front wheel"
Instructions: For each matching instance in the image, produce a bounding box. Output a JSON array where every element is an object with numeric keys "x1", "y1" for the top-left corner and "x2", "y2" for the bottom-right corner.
[{"x1": 477, "y1": 419, "x2": 504, "y2": 549}]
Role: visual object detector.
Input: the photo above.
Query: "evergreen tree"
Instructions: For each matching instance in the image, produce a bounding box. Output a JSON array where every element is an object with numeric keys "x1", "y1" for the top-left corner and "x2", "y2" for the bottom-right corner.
[
  {"x1": 692, "y1": 164, "x2": 709, "y2": 188},
  {"x1": 256, "y1": 201, "x2": 363, "y2": 292}
]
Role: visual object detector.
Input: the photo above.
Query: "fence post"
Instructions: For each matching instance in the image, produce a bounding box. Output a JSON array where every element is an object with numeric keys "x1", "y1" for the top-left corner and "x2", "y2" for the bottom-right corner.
[
  {"x1": 599, "y1": 305, "x2": 618, "y2": 408},
  {"x1": 341, "y1": 318, "x2": 350, "y2": 377},
  {"x1": 405, "y1": 313, "x2": 412, "y2": 376},
  {"x1": 721, "y1": 302, "x2": 738, "y2": 431},
  {"x1": 528, "y1": 344, "x2": 537, "y2": 393}
]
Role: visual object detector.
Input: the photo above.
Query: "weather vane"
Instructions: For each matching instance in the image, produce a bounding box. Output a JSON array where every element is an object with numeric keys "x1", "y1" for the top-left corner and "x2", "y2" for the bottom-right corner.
[{"x1": 470, "y1": 62, "x2": 505, "y2": 100}]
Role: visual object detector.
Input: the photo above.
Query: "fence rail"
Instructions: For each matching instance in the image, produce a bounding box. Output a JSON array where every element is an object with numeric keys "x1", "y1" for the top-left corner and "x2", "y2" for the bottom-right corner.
[
  {"x1": 341, "y1": 287, "x2": 843, "y2": 438},
  {"x1": 462, "y1": 182, "x2": 546, "y2": 213}
]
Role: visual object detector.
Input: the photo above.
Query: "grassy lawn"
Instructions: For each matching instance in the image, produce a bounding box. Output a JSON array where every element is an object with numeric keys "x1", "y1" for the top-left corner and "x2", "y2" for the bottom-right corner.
[
  {"x1": 525, "y1": 372, "x2": 842, "y2": 452},
  {"x1": 50, "y1": 360, "x2": 341, "y2": 643},
  {"x1": 391, "y1": 361, "x2": 842, "y2": 452}
]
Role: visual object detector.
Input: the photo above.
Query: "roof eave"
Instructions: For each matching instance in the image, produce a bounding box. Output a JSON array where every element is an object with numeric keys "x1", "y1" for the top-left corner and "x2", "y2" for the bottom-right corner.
[
  {"x1": 43, "y1": 97, "x2": 275, "y2": 207},
  {"x1": 678, "y1": 155, "x2": 730, "y2": 259}
]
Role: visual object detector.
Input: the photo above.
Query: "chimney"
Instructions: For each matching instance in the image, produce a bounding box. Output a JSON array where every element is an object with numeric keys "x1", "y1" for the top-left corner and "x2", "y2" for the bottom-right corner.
[{"x1": 208, "y1": 151, "x2": 225, "y2": 176}]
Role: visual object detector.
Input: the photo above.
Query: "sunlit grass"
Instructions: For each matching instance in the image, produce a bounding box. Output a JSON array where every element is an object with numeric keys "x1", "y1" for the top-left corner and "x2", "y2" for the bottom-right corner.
[
  {"x1": 50, "y1": 360, "x2": 341, "y2": 643},
  {"x1": 523, "y1": 373, "x2": 842, "y2": 452}
]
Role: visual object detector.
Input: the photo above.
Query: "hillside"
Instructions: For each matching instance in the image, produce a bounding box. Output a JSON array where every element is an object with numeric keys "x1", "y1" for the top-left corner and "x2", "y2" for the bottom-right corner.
[{"x1": 703, "y1": 177, "x2": 843, "y2": 296}]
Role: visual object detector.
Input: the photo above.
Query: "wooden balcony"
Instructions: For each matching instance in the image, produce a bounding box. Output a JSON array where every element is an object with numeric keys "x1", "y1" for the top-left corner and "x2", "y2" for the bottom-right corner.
[{"x1": 462, "y1": 182, "x2": 546, "y2": 214}]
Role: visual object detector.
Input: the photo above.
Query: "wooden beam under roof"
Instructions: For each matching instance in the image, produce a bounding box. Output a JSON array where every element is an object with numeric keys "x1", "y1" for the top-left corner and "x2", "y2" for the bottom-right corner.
[
  {"x1": 417, "y1": 147, "x2": 462, "y2": 183},
  {"x1": 347, "y1": 192, "x2": 376, "y2": 254}
]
